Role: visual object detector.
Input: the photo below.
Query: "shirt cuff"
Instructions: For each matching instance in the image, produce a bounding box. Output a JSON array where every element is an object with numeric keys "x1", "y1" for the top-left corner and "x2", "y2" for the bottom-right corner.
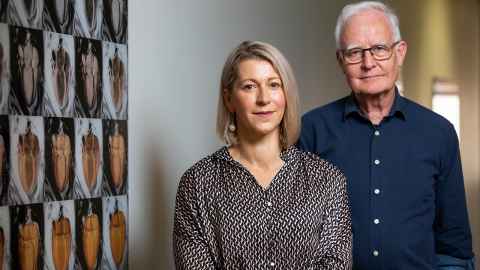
[{"x1": 437, "y1": 254, "x2": 475, "y2": 270}]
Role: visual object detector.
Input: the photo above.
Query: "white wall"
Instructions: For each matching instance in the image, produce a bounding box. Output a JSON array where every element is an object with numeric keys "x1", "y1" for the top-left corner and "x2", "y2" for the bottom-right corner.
[
  {"x1": 130, "y1": 1, "x2": 350, "y2": 268},
  {"x1": 129, "y1": 1, "x2": 480, "y2": 268}
]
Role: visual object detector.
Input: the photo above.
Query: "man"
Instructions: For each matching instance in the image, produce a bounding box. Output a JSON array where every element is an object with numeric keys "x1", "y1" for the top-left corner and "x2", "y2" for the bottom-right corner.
[{"x1": 298, "y1": 2, "x2": 475, "y2": 269}]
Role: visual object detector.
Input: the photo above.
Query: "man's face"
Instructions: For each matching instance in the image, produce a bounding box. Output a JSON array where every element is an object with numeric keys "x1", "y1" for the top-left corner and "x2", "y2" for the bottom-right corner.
[{"x1": 337, "y1": 10, "x2": 407, "y2": 96}]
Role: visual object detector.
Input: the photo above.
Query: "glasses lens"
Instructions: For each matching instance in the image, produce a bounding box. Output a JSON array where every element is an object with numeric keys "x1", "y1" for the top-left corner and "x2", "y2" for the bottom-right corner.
[
  {"x1": 371, "y1": 45, "x2": 391, "y2": 59},
  {"x1": 344, "y1": 48, "x2": 362, "y2": 63}
]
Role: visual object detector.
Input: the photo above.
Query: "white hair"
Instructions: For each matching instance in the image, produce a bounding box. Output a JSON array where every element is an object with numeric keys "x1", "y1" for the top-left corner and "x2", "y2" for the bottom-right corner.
[{"x1": 334, "y1": 1, "x2": 402, "y2": 49}]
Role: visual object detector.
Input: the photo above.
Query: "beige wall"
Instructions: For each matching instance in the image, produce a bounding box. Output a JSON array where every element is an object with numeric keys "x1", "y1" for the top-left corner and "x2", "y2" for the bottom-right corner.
[
  {"x1": 130, "y1": 0, "x2": 480, "y2": 268},
  {"x1": 392, "y1": 0, "x2": 480, "y2": 264}
]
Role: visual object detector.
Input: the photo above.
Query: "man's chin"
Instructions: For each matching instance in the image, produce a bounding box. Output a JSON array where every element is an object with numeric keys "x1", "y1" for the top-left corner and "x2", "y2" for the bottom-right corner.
[{"x1": 351, "y1": 86, "x2": 394, "y2": 96}]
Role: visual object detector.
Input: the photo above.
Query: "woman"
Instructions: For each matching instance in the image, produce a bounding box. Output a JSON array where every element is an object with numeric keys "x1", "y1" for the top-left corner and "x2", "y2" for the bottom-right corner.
[{"x1": 173, "y1": 41, "x2": 352, "y2": 269}]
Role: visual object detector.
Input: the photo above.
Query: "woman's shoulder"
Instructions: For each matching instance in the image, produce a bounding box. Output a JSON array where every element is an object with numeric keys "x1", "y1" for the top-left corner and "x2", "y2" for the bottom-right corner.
[{"x1": 180, "y1": 146, "x2": 229, "y2": 186}]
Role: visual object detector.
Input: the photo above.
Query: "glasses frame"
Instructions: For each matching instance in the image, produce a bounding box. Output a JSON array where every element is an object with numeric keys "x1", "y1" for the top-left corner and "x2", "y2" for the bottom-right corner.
[{"x1": 340, "y1": 41, "x2": 402, "y2": 64}]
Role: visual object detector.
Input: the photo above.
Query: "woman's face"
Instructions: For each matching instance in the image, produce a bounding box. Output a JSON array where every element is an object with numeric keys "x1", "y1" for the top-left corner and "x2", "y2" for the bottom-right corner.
[{"x1": 224, "y1": 59, "x2": 286, "y2": 142}]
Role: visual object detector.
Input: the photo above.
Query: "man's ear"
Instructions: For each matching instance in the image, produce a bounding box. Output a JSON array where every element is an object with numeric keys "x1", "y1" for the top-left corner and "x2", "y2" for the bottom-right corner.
[
  {"x1": 395, "y1": 40, "x2": 408, "y2": 67},
  {"x1": 336, "y1": 51, "x2": 347, "y2": 74}
]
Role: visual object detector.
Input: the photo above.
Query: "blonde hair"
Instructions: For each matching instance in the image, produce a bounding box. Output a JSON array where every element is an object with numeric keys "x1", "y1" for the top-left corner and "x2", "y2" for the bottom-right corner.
[{"x1": 216, "y1": 41, "x2": 300, "y2": 149}]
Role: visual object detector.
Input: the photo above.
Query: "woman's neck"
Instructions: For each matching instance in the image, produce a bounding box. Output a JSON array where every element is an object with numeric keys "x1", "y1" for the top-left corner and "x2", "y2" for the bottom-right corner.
[{"x1": 228, "y1": 131, "x2": 284, "y2": 189}]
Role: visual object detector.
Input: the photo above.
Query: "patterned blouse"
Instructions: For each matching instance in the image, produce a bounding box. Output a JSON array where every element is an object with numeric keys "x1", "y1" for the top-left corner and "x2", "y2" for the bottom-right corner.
[{"x1": 173, "y1": 146, "x2": 352, "y2": 269}]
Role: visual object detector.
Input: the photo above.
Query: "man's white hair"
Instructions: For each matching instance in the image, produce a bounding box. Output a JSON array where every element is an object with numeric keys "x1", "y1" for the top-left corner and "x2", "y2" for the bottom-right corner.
[{"x1": 334, "y1": 1, "x2": 402, "y2": 49}]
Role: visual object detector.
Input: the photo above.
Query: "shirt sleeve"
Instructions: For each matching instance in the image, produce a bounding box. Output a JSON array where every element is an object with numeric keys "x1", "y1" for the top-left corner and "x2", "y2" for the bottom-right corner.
[
  {"x1": 436, "y1": 254, "x2": 475, "y2": 270},
  {"x1": 173, "y1": 169, "x2": 216, "y2": 270},
  {"x1": 297, "y1": 114, "x2": 317, "y2": 152},
  {"x1": 314, "y1": 167, "x2": 353, "y2": 269},
  {"x1": 434, "y1": 123, "x2": 474, "y2": 260}
]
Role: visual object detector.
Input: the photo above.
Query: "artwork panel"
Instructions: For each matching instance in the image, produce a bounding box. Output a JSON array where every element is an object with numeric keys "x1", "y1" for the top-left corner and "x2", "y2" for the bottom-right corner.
[
  {"x1": 8, "y1": 115, "x2": 45, "y2": 205},
  {"x1": 43, "y1": 0, "x2": 75, "y2": 34},
  {"x1": 44, "y1": 117, "x2": 75, "y2": 201},
  {"x1": 102, "y1": 41, "x2": 127, "y2": 120},
  {"x1": 102, "y1": 119, "x2": 126, "y2": 196},
  {"x1": 0, "y1": 206, "x2": 11, "y2": 270},
  {"x1": 44, "y1": 31, "x2": 75, "y2": 117},
  {"x1": 74, "y1": 37, "x2": 102, "y2": 118},
  {"x1": 44, "y1": 200, "x2": 76, "y2": 270},
  {"x1": 9, "y1": 203, "x2": 44, "y2": 270},
  {"x1": 0, "y1": 1, "x2": 7, "y2": 23},
  {"x1": 74, "y1": 118, "x2": 102, "y2": 199},
  {"x1": 102, "y1": 0, "x2": 127, "y2": 43},
  {"x1": 0, "y1": 23, "x2": 10, "y2": 115},
  {"x1": 75, "y1": 198, "x2": 102, "y2": 270},
  {"x1": 102, "y1": 195, "x2": 127, "y2": 270},
  {"x1": 74, "y1": 0, "x2": 103, "y2": 39},
  {"x1": 7, "y1": 1, "x2": 44, "y2": 29},
  {"x1": 0, "y1": 115, "x2": 9, "y2": 206},
  {"x1": 9, "y1": 26, "x2": 44, "y2": 116}
]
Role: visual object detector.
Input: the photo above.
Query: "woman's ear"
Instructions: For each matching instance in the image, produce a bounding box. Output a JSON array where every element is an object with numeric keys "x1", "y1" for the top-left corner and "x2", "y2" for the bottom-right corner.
[{"x1": 223, "y1": 89, "x2": 234, "y2": 113}]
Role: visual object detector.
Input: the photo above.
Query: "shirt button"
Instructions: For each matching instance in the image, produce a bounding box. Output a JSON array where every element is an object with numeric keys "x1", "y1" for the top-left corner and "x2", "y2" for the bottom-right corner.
[
  {"x1": 373, "y1": 250, "x2": 379, "y2": 256},
  {"x1": 269, "y1": 262, "x2": 275, "y2": 267},
  {"x1": 374, "y1": 159, "x2": 380, "y2": 165},
  {"x1": 374, "y1": 130, "x2": 380, "y2": 136},
  {"x1": 373, "y1": 218, "x2": 380, "y2": 224},
  {"x1": 374, "y1": 189, "x2": 380, "y2": 195}
]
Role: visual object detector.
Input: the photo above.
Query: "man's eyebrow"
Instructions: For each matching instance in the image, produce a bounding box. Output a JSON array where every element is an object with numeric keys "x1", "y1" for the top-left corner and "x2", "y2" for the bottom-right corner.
[
  {"x1": 344, "y1": 44, "x2": 361, "y2": 50},
  {"x1": 344, "y1": 42, "x2": 389, "y2": 51}
]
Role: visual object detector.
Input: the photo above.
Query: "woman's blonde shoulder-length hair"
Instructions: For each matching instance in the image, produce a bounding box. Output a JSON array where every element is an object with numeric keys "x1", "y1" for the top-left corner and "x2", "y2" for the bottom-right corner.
[{"x1": 216, "y1": 40, "x2": 300, "y2": 149}]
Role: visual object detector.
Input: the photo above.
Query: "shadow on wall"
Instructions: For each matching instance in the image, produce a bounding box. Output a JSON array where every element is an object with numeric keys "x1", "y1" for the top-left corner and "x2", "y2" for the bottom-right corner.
[
  {"x1": 150, "y1": 147, "x2": 173, "y2": 269},
  {"x1": 131, "y1": 142, "x2": 173, "y2": 269}
]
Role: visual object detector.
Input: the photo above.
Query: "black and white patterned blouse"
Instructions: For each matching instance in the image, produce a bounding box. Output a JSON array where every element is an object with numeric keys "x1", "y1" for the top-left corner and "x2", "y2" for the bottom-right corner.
[{"x1": 173, "y1": 146, "x2": 352, "y2": 269}]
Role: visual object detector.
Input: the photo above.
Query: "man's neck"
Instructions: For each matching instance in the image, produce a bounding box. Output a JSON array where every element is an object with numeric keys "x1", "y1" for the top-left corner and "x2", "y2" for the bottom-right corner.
[{"x1": 354, "y1": 88, "x2": 396, "y2": 125}]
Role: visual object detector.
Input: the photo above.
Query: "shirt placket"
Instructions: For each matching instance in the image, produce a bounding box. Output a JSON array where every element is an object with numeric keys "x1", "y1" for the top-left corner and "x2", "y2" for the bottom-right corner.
[
  {"x1": 264, "y1": 186, "x2": 277, "y2": 269},
  {"x1": 370, "y1": 124, "x2": 383, "y2": 269}
]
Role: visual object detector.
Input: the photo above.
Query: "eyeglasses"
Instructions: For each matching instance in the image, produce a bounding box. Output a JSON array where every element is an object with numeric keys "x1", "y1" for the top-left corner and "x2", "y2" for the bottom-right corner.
[{"x1": 340, "y1": 41, "x2": 401, "y2": 64}]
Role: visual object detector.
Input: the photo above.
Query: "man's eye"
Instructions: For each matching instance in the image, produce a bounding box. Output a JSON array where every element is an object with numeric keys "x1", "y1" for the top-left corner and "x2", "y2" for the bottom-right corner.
[
  {"x1": 372, "y1": 45, "x2": 389, "y2": 54},
  {"x1": 346, "y1": 49, "x2": 362, "y2": 57}
]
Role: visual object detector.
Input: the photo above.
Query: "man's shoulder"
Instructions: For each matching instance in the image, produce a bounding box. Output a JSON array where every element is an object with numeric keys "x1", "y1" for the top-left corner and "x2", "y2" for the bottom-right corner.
[
  {"x1": 302, "y1": 95, "x2": 349, "y2": 123},
  {"x1": 403, "y1": 97, "x2": 455, "y2": 131},
  {"x1": 294, "y1": 148, "x2": 346, "y2": 183}
]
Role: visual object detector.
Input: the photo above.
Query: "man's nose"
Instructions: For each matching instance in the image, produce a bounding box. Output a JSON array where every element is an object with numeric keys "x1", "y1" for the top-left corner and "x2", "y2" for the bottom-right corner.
[{"x1": 361, "y1": 50, "x2": 376, "y2": 70}]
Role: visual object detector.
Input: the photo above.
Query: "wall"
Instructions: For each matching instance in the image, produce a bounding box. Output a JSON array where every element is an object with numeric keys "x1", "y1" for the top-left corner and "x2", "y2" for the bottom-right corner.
[
  {"x1": 129, "y1": 1, "x2": 351, "y2": 268},
  {"x1": 392, "y1": 0, "x2": 480, "y2": 265},
  {"x1": 130, "y1": 0, "x2": 480, "y2": 268}
]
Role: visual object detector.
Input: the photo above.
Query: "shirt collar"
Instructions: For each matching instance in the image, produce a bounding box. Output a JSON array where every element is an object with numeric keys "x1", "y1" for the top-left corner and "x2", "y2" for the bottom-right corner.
[
  {"x1": 343, "y1": 87, "x2": 407, "y2": 121},
  {"x1": 214, "y1": 145, "x2": 298, "y2": 164}
]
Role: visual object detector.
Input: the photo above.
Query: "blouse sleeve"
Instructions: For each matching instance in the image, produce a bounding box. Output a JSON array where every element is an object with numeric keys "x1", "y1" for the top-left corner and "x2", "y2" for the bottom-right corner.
[
  {"x1": 173, "y1": 169, "x2": 216, "y2": 270},
  {"x1": 315, "y1": 167, "x2": 353, "y2": 269}
]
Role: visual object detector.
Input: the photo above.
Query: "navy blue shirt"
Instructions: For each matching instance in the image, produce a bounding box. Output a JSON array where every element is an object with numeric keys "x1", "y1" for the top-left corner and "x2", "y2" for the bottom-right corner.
[{"x1": 298, "y1": 90, "x2": 474, "y2": 270}]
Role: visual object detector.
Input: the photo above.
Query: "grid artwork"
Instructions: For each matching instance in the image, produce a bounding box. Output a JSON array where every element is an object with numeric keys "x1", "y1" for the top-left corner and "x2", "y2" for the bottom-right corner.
[{"x1": 0, "y1": 1, "x2": 128, "y2": 269}]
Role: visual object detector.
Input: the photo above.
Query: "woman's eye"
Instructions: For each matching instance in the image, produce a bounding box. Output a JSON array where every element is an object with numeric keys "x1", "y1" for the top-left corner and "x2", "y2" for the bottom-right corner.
[
  {"x1": 270, "y1": 82, "x2": 282, "y2": 89},
  {"x1": 242, "y1": 84, "x2": 255, "y2": 90}
]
